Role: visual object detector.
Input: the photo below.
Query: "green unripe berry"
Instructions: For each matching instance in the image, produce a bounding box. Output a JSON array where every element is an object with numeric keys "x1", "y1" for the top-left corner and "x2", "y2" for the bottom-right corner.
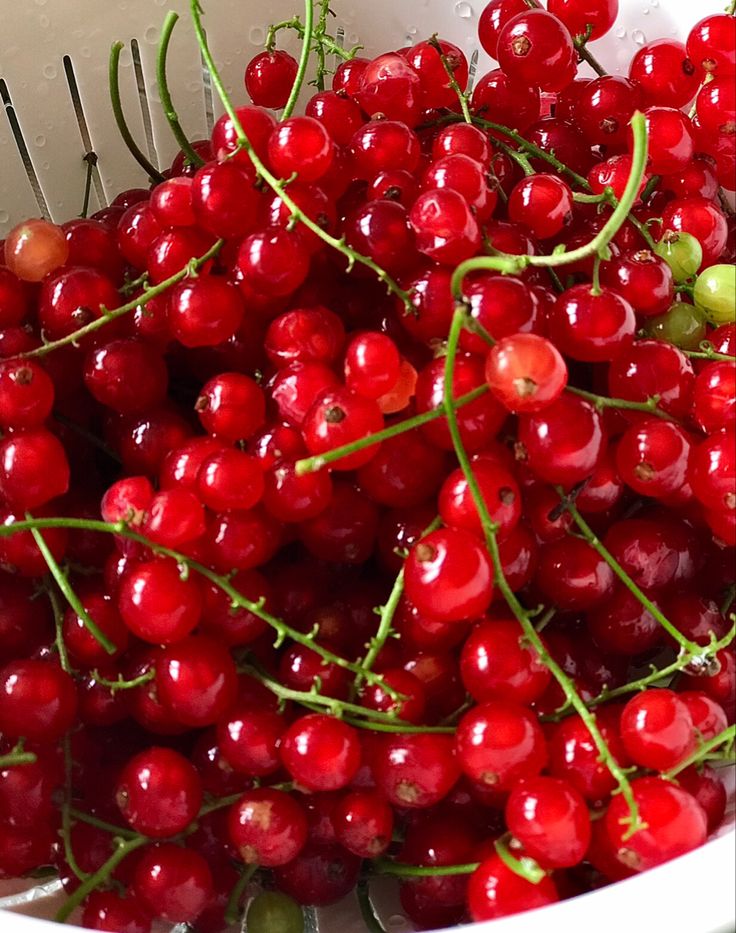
[
  {"x1": 693, "y1": 264, "x2": 736, "y2": 324},
  {"x1": 644, "y1": 301, "x2": 708, "y2": 350},
  {"x1": 654, "y1": 231, "x2": 702, "y2": 284},
  {"x1": 246, "y1": 891, "x2": 304, "y2": 933}
]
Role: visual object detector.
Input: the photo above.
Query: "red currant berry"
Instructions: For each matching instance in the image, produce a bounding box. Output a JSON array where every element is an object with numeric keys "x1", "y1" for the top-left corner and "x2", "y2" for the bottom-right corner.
[
  {"x1": 245, "y1": 50, "x2": 298, "y2": 108},
  {"x1": 620, "y1": 689, "x2": 696, "y2": 772},
  {"x1": 506, "y1": 775, "x2": 591, "y2": 868},
  {"x1": 116, "y1": 747, "x2": 203, "y2": 837},
  {"x1": 228, "y1": 788, "x2": 308, "y2": 866}
]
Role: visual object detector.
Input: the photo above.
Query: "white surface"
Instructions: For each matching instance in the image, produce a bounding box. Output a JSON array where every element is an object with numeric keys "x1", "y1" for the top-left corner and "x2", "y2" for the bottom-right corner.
[{"x1": 0, "y1": 0, "x2": 734, "y2": 931}]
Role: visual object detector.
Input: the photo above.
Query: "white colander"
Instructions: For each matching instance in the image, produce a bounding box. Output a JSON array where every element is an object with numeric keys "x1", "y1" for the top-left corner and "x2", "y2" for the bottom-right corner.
[{"x1": 0, "y1": 1, "x2": 734, "y2": 931}]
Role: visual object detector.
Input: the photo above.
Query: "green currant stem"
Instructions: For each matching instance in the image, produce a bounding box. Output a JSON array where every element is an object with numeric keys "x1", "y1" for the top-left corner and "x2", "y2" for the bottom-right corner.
[
  {"x1": 108, "y1": 42, "x2": 165, "y2": 182},
  {"x1": 190, "y1": 0, "x2": 412, "y2": 312},
  {"x1": 641, "y1": 174, "x2": 661, "y2": 203},
  {"x1": 495, "y1": 835, "x2": 546, "y2": 885},
  {"x1": 428, "y1": 34, "x2": 472, "y2": 124},
  {"x1": 30, "y1": 519, "x2": 117, "y2": 655},
  {"x1": 69, "y1": 809, "x2": 141, "y2": 840},
  {"x1": 374, "y1": 860, "x2": 479, "y2": 877},
  {"x1": 198, "y1": 792, "x2": 255, "y2": 817},
  {"x1": 157, "y1": 12, "x2": 206, "y2": 168},
  {"x1": 282, "y1": 0, "x2": 314, "y2": 119},
  {"x1": 314, "y1": 0, "x2": 331, "y2": 91},
  {"x1": 591, "y1": 254, "x2": 602, "y2": 295},
  {"x1": 495, "y1": 138, "x2": 535, "y2": 176},
  {"x1": 573, "y1": 35, "x2": 608, "y2": 77},
  {"x1": 565, "y1": 386, "x2": 676, "y2": 422},
  {"x1": 294, "y1": 385, "x2": 488, "y2": 475},
  {"x1": 560, "y1": 497, "x2": 702, "y2": 655},
  {"x1": 664, "y1": 725, "x2": 736, "y2": 780},
  {"x1": 224, "y1": 864, "x2": 259, "y2": 926},
  {"x1": 266, "y1": 16, "x2": 303, "y2": 50},
  {"x1": 80, "y1": 152, "x2": 97, "y2": 219},
  {"x1": 0, "y1": 744, "x2": 37, "y2": 768},
  {"x1": 357, "y1": 879, "x2": 387, "y2": 933},
  {"x1": 62, "y1": 737, "x2": 89, "y2": 884},
  {"x1": 90, "y1": 668, "x2": 156, "y2": 691},
  {"x1": 573, "y1": 190, "x2": 611, "y2": 204},
  {"x1": 0, "y1": 516, "x2": 394, "y2": 692},
  {"x1": 344, "y1": 717, "x2": 454, "y2": 734},
  {"x1": 683, "y1": 342, "x2": 736, "y2": 363},
  {"x1": 444, "y1": 307, "x2": 643, "y2": 836},
  {"x1": 56, "y1": 835, "x2": 149, "y2": 923},
  {"x1": 47, "y1": 586, "x2": 71, "y2": 672},
  {"x1": 22, "y1": 240, "x2": 223, "y2": 359},
  {"x1": 451, "y1": 112, "x2": 649, "y2": 299}
]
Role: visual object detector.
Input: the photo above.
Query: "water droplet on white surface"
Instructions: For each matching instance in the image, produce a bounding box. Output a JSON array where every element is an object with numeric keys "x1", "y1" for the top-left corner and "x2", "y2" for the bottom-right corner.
[
  {"x1": 41, "y1": 161, "x2": 49, "y2": 170},
  {"x1": 455, "y1": 1, "x2": 473, "y2": 19},
  {"x1": 615, "y1": 26, "x2": 626, "y2": 38},
  {"x1": 650, "y1": 0, "x2": 659, "y2": 6},
  {"x1": 643, "y1": 8, "x2": 649, "y2": 14},
  {"x1": 387, "y1": 916, "x2": 410, "y2": 932},
  {"x1": 42, "y1": 64, "x2": 57, "y2": 79},
  {"x1": 144, "y1": 26, "x2": 158, "y2": 44},
  {"x1": 631, "y1": 29, "x2": 646, "y2": 45},
  {"x1": 0, "y1": 210, "x2": 9, "y2": 224},
  {"x1": 80, "y1": 46, "x2": 91, "y2": 58},
  {"x1": 249, "y1": 25, "x2": 265, "y2": 45},
  {"x1": 34, "y1": 134, "x2": 46, "y2": 147},
  {"x1": 406, "y1": 25, "x2": 418, "y2": 36}
]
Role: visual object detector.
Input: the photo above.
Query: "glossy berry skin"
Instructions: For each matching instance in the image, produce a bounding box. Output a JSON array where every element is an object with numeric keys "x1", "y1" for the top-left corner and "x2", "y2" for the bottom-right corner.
[
  {"x1": 620, "y1": 689, "x2": 696, "y2": 772},
  {"x1": 468, "y1": 853, "x2": 558, "y2": 922},
  {"x1": 679, "y1": 691, "x2": 728, "y2": 742},
  {"x1": 81, "y1": 892, "x2": 151, "y2": 933},
  {"x1": 196, "y1": 373, "x2": 265, "y2": 443},
  {"x1": 549, "y1": 710, "x2": 630, "y2": 802},
  {"x1": 349, "y1": 120, "x2": 421, "y2": 178},
  {"x1": 608, "y1": 339, "x2": 694, "y2": 420},
  {"x1": 508, "y1": 174, "x2": 573, "y2": 240},
  {"x1": 600, "y1": 250, "x2": 675, "y2": 317},
  {"x1": 661, "y1": 197, "x2": 728, "y2": 269},
  {"x1": 478, "y1": 0, "x2": 529, "y2": 58},
  {"x1": 485, "y1": 333, "x2": 568, "y2": 412},
  {"x1": 334, "y1": 791, "x2": 394, "y2": 858},
  {"x1": 168, "y1": 276, "x2": 244, "y2": 348},
  {"x1": 605, "y1": 777, "x2": 707, "y2": 871},
  {"x1": 688, "y1": 428, "x2": 735, "y2": 513},
  {"x1": 506, "y1": 776, "x2": 591, "y2": 868},
  {"x1": 471, "y1": 68, "x2": 541, "y2": 130},
  {"x1": 693, "y1": 362, "x2": 735, "y2": 434},
  {"x1": 63, "y1": 590, "x2": 129, "y2": 668},
  {"x1": 245, "y1": 50, "x2": 298, "y2": 108},
  {"x1": 155, "y1": 636, "x2": 238, "y2": 728},
  {"x1": 537, "y1": 537, "x2": 615, "y2": 610},
  {"x1": 228, "y1": 788, "x2": 308, "y2": 867},
  {"x1": 197, "y1": 449, "x2": 264, "y2": 512},
  {"x1": 629, "y1": 40, "x2": 699, "y2": 108},
  {"x1": 462, "y1": 275, "x2": 539, "y2": 351},
  {"x1": 616, "y1": 419, "x2": 692, "y2": 500},
  {"x1": 84, "y1": 339, "x2": 168, "y2": 414},
  {"x1": 268, "y1": 116, "x2": 334, "y2": 184},
  {"x1": 404, "y1": 528, "x2": 493, "y2": 623},
  {"x1": 117, "y1": 558, "x2": 202, "y2": 645},
  {"x1": 116, "y1": 747, "x2": 203, "y2": 838},
  {"x1": 373, "y1": 733, "x2": 460, "y2": 808},
  {"x1": 410, "y1": 188, "x2": 480, "y2": 265},
  {"x1": 677, "y1": 765, "x2": 728, "y2": 832},
  {"x1": 302, "y1": 387, "x2": 383, "y2": 471},
  {"x1": 497, "y1": 10, "x2": 576, "y2": 92},
  {"x1": 460, "y1": 618, "x2": 550, "y2": 705},
  {"x1": 637, "y1": 107, "x2": 694, "y2": 176},
  {"x1": 265, "y1": 306, "x2": 344, "y2": 370},
  {"x1": 133, "y1": 843, "x2": 213, "y2": 924},
  {"x1": 687, "y1": 14, "x2": 736, "y2": 76},
  {"x1": 280, "y1": 714, "x2": 361, "y2": 792},
  {"x1": 547, "y1": 0, "x2": 618, "y2": 40},
  {"x1": 548, "y1": 285, "x2": 636, "y2": 362},
  {"x1": 0, "y1": 428, "x2": 70, "y2": 511},
  {"x1": 0, "y1": 360, "x2": 54, "y2": 430},
  {"x1": 217, "y1": 703, "x2": 285, "y2": 777},
  {"x1": 439, "y1": 460, "x2": 521, "y2": 540},
  {"x1": 405, "y1": 38, "x2": 469, "y2": 111},
  {"x1": 357, "y1": 53, "x2": 422, "y2": 126},
  {"x1": 345, "y1": 200, "x2": 416, "y2": 274},
  {"x1": 0, "y1": 660, "x2": 77, "y2": 743},
  {"x1": 518, "y1": 394, "x2": 604, "y2": 488},
  {"x1": 4, "y1": 219, "x2": 69, "y2": 282},
  {"x1": 455, "y1": 701, "x2": 548, "y2": 790}
]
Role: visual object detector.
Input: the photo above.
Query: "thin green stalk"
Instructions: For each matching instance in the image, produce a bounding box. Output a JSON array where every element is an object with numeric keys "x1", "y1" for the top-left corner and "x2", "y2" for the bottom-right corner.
[
  {"x1": 157, "y1": 12, "x2": 206, "y2": 168},
  {"x1": 565, "y1": 386, "x2": 676, "y2": 422},
  {"x1": 80, "y1": 152, "x2": 97, "y2": 218},
  {"x1": 591, "y1": 254, "x2": 602, "y2": 294},
  {"x1": 69, "y1": 809, "x2": 141, "y2": 841},
  {"x1": 109, "y1": 42, "x2": 164, "y2": 182},
  {"x1": 294, "y1": 385, "x2": 488, "y2": 475},
  {"x1": 282, "y1": 0, "x2": 314, "y2": 118},
  {"x1": 266, "y1": 16, "x2": 303, "y2": 49},
  {"x1": 344, "y1": 717, "x2": 454, "y2": 734},
  {"x1": 374, "y1": 860, "x2": 479, "y2": 878},
  {"x1": 683, "y1": 342, "x2": 736, "y2": 363},
  {"x1": 30, "y1": 520, "x2": 116, "y2": 655},
  {"x1": 22, "y1": 240, "x2": 222, "y2": 359},
  {"x1": 495, "y1": 835, "x2": 546, "y2": 885},
  {"x1": 561, "y1": 498, "x2": 703, "y2": 655},
  {"x1": 224, "y1": 864, "x2": 258, "y2": 926},
  {"x1": 0, "y1": 516, "x2": 392, "y2": 690},
  {"x1": 91, "y1": 668, "x2": 156, "y2": 691},
  {"x1": 444, "y1": 308, "x2": 643, "y2": 836},
  {"x1": 665, "y1": 725, "x2": 736, "y2": 779},
  {"x1": 56, "y1": 836, "x2": 148, "y2": 923},
  {"x1": 357, "y1": 879, "x2": 387, "y2": 933},
  {"x1": 0, "y1": 744, "x2": 37, "y2": 768},
  {"x1": 428, "y1": 34, "x2": 472, "y2": 123},
  {"x1": 190, "y1": 0, "x2": 412, "y2": 312},
  {"x1": 451, "y1": 111, "x2": 649, "y2": 297},
  {"x1": 573, "y1": 34, "x2": 607, "y2": 77},
  {"x1": 495, "y1": 137, "x2": 535, "y2": 176}
]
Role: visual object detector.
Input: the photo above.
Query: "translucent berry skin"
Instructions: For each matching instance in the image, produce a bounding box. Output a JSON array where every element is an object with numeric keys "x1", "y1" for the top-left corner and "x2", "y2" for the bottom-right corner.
[
  {"x1": 693, "y1": 362, "x2": 736, "y2": 434},
  {"x1": 133, "y1": 843, "x2": 213, "y2": 924},
  {"x1": 116, "y1": 747, "x2": 203, "y2": 838},
  {"x1": 272, "y1": 841, "x2": 362, "y2": 907},
  {"x1": 3, "y1": 219, "x2": 69, "y2": 282},
  {"x1": 605, "y1": 777, "x2": 707, "y2": 872},
  {"x1": 280, "y1": 714, "x2": 362, "y2": 792},
  {"x1": 549, "y1": 710, "x2": 630, "y2": 802},
  {"x1": 518, "y1": 395, "x2": 604, "y2": 488},
  {"x1": 508, "y1": 174, "x2": 573, "y2": 240},
  {"x1": 616, "y1": 419, "x2": 693, "y2": 500},
  {"x1": 0, "y1": 659, "x2": 77, "y2": 743},
  {"x1": 228, "y1": 788, "x2": 308, "y2": 866},
  {"x1": 373, "y1": 733, "x2": 461, "y2": 808},
  {"x1": 661, "y1": 197, "x2": 728, "y2": 269},
  {"x1": 575, "y1": 76, "x2": 643, "y2": 149},
  {"x1": 548, "y1": 285, "x2": 636, "y2": 362},
  {"x1": 478, "y1": 0, "x2": 528, "y2": 58},
  {"x1": 168, "y1": 276, "x2": 244, "y2": 348},
  {"x1": 629, "y1": 40, "x2": 700, "y2": 109},
  {"x1": 460, "y1": 618, "x2": 551, "y2": 705},
  {"x1": 305, "y1": 90, "x2": 363, "y2": 147},
  {"x1": 0, "y1": 428, "x2": 70, "y2": 511},
  {"x1": 302, "y1": 387, "x2": 383, "y2": 471},
  {"x1": 455, "y1": 700, "x2": 548, "y2": 789},
  {"x1": 506, "y1": 776, "x2": 591, "y2": 868},
  {"x1": 497, "y1": 10, "x2": 576, "y2": 92},
  {"x1": 0, "y1": 359, "x2": 54, "y2": 430},
  {"x1": 236, "y1": 230, "x2": 310, "y2": 298},
  {"x1": 439, "y1": 459, "x2": 521, "y2": 540},
  {"x1": 84, "y1": 339, "x2": 168, "y2": 413},
  {"x1": 357, "y1": 53, "x2": 422, "y2": 126},
  {"x1": 547, "y1": 0, "x2": 618, "y2": 40},
  {"x1": 349, "y1": 121, "x2": 421, "y2": 178},
  {"x1": 620, "y1": 689, "x2": 696, "y2": 772},
  {"x1": 404, "y1": 38, "x2": 469, "y2": 111},
  {"x1": 687, "y1": 14, "x2": 736, "y2": 76},
  {"x1": 600, "y1": 250, "x2": 675, "y2": 317},
  {"x1": 409, "y1": 188, "x2": 481, "y2": 266},
  {"x1": 680, "y1": 691, "x2": 728, "y2": 742},
  {"x1": 196, "y1": 373, "x2": 266, "y2": 442},
  {"x1": 689, "y1": 428, "x2": 736, "y2": 513},
  {"x1": 334, "y1": 790, "x2": 394, "y2": 858},
  {"x1": 245, "y1": 50, "x2": 298, "y2": 108},
  {"x1": 404, "y1": 527, "x2": 494, "y2": 623},
  {"x1": 471, "y1": 68, "x2": 541, "y2": 130},
  {"x1": 217, "y1": 703, "x2": 285, "y2": 777},
  {"x1": 155, "y1": 636, "x2": 238, "y2": 728},
  {"x1": 117, "y1": 558, "x2": 203, "y2": 645},
  {"x1": 191, "y1": 161, "x2": 260, "y2": 238},
  {"x1": 81, "y1": 892, "x2": 151, "y2": 933},
  {"x1": 485, "y1": 333, "x2": 568, "y2": 412},
  {"x1": 677, "y1": 764, "x2": 728, "y2": 832},
  {"x1": 608, "y1": 339, "x2": 694, "y2": 420},
  {"x1": 537, "y1": 537, "x2": 615, "y2": 611},
  {"x1": 345, "y1": 199, "x2": 416, "y2": 274},
  {"x1": 468, "y1": 854, "x2": 558, "y2": 922}
]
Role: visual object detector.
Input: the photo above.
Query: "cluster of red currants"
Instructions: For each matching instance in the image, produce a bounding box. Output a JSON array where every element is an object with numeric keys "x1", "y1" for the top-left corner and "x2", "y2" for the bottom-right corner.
[{"x1": 0, "y1": 0, "x2": 734, "y2": 931}]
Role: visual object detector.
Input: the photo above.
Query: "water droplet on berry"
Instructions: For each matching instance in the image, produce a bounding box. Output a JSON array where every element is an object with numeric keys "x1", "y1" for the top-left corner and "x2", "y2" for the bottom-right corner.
[
  {"x1": 249, "y1": 25, "x2": 266, "y2": 45},
  {"x1": 632, "y1": 29, "x2": 646, "y2": 45},
  {"x1": 454, "y1": 1, "x2": 474, "y2": 18}
]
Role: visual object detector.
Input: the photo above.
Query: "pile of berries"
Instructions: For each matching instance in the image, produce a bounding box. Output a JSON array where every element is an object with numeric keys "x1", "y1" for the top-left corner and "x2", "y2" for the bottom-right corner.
[{"x1": 0, "y1": 1, "x2": 734, "y2": 931}]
